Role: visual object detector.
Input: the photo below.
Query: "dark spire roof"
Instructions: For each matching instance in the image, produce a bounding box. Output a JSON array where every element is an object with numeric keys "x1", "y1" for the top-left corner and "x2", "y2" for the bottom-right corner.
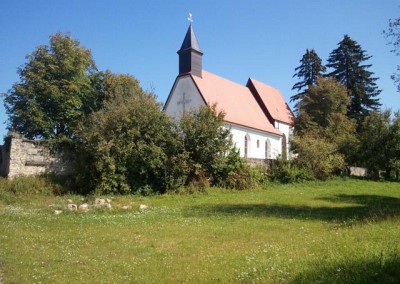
[{"x1": 178, "y1": 24, "x2": 202, "y2": 54}]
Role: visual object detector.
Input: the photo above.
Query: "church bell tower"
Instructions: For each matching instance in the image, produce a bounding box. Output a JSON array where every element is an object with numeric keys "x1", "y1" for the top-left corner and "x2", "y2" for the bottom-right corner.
[{"x1": 177, "y1": 15, "x2": 203, "y2": 78}]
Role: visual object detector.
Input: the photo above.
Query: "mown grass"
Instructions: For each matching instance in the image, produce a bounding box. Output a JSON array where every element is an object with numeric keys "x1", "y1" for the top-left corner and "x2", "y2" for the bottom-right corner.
[{"x1": 0, "y1": 177, "x2": 399, "y2": 283}]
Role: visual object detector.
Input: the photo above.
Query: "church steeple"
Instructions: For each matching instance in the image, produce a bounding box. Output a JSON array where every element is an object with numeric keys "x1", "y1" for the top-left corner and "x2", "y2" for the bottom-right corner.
[{"x1": 177, "y1": 17, "x2": 203, "y2": 78}]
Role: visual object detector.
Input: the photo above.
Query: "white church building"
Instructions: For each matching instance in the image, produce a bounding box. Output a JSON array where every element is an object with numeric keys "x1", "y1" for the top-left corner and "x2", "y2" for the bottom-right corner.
[{"x1": 164, "y1": 22, "x2": 294, "y2": 160}]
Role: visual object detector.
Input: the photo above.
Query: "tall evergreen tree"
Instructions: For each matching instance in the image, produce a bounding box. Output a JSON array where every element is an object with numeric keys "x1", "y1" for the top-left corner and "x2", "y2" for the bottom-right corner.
[
  {"x1": 291, "y1": 49, "x2": 326, "y2": 108},
  {"x1": 292, "y1": 49, "x2": 326, "y2": 94},
  {"x1": 326, "y1": 35, "x2": 381, "y2": 123}
]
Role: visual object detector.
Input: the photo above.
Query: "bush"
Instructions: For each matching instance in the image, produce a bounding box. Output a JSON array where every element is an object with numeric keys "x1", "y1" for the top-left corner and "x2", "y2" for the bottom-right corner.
[
  {"x1": 0, "y1": 175, "x2": 68, "y2": 197},
  {"x1": 75, "y1": 87, "x2": 187, "y2": 195},
  {"x1": 180, "y1": 104, "x2": 235, "y2": 186},
  {"x1": 268, "y1": 159, "x2": 314, "y2": 183},
  {"x1": 292, "y1": 134, "x2": 345, "y2": 180}
]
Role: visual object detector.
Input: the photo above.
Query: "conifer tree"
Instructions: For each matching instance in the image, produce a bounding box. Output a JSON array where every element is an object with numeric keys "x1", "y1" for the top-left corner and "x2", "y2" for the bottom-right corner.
[
  {"x1": 292, "y1": 49, "x2": 326, "y2": 94},
  {"x1": 326, "y1": 35, "x2": 381, "y2": 123},
  {"x1": 291, "y1": 49, "x2": 326, "y2": 109}
]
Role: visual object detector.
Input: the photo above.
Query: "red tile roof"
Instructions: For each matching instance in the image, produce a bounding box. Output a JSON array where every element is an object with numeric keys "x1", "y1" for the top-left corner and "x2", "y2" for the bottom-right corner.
[
  {"x1": 248, "y1": 78, "x2": 294, "y2": 124},
  {"x1": 191, "y1": 71, "x2": 281, "y2": 135}
]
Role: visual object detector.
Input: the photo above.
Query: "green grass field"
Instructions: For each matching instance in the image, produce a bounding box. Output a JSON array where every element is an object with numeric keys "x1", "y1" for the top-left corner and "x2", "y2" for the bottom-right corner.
[{"x1": 0, "y1": 178, "x2": 399, "y2": 283}]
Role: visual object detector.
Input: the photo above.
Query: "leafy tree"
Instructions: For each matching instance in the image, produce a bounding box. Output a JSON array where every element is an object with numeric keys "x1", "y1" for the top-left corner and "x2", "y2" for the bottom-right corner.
[
  {"x1": 3, "y1": 33, "x2": 97, "y2": 140},
  {"x1": 179, "y1": 104, "x2": 237, "y2": 186},
  {"x1": 326, "y1": 35, "x2": 381, "y2": 124},
  {"x1": 384, "y1": 17, "x2": 400, "y2": 92},
  {"x1": 292, "y1": 133, "x2": 344, "y2": 180},
  {"x1": 103, "y1": 72, "x2": 143, "y2": 100},
  {"x1": 75, "y1": 76, "x2": 187, "y2": 194},
  {"x1": 293, "y1": 77, "x2": 357, "y2": 178},
  {"x1": 360, "y1": 110, "x2": 400, "y2": 180},
  {"x1": 295, "y1": 77, "x2": 354, "y2": 136},
  {"x1": 291, "y1": 49, "x2": 326, "y2": 110},
  {"x1": 359, "y1": 110, "x2": 392, "y2": 179},
  {"x1": 388, "y1": 112, "x2": 400, "y2": 180}
]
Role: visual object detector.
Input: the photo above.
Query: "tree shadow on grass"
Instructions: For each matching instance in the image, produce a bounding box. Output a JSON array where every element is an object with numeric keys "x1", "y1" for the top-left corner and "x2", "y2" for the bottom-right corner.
[
  {"x1": 184, "y1": 194, "x2": 400, "y2": 223},
  {"x1": 290, "y1": 253, "x2": 400, "y2": 284}
]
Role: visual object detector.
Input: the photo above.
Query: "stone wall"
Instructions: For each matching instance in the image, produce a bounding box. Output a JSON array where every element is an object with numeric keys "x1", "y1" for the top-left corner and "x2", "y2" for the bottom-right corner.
[
  {"x1": 0, "y1": 135, "x2": 73, "y2": 179},
  {"x1": 349, "y1": 166, "x2": 367, "y2": 177},
  {"x1": 0, "y1": 139, "x2": 11, "y2": 177},
  {"x1": 244, "y1": 158, "x2": 274, "y2": 169}
]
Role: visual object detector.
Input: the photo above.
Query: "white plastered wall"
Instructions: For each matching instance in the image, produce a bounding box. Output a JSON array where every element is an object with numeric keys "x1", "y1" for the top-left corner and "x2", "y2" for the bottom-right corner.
[
  {"x1": 227, "y1": 123, "x2": 282, "y2": 159},
  {"x1": 275, "y1": 121, "x2": 293, "y2": 159}
]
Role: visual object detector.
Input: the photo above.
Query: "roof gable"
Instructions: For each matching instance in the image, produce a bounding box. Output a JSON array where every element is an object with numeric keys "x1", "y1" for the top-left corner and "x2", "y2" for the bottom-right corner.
[
  {"x1": 191, "y1": 71, "x2": 281, "y2": 135},
  {"x1": 248, "y1": 78, "x2": 294, "y2": 125}
]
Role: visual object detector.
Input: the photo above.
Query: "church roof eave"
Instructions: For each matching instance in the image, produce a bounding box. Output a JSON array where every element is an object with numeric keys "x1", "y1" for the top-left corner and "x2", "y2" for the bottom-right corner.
[{"x1": 224, "y1": 121, "x2": 283, "y2": 137}]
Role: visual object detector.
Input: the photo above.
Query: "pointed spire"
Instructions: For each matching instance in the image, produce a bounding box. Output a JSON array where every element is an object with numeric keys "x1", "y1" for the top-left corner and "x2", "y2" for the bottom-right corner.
[
  {"x1": 179, "y1": 23, "x2": 202, "y2": 54},
  {"x1": 177, "y1": 14, "x2": 203, "y2": 77}
]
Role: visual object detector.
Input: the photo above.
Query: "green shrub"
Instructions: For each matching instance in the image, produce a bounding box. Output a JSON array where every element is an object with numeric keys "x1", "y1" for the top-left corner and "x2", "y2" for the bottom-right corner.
[
  {"x1": 292, "y1": 134, "x2": 345, "y2": 180},
  {"x1": 226, "y1": 165, "x2": 269, "y2": 190},
  {"x1": 268, "y1": 159, "x2": 314, "y2": 183},
  {"x1": 0, "y1": 175, "x2": 68, "y2": 197},
  {"x1": 75, "y1": 84, "x2": 187, "y2": 195}
]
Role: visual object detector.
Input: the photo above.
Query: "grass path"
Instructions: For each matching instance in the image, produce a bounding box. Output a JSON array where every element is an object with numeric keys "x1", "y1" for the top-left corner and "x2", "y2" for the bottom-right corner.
[{"x1": 0, "y1": 178, "x2": 399, "y2": 283}]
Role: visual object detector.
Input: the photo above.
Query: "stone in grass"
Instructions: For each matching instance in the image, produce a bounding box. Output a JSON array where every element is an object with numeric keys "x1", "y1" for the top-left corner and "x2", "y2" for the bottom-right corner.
[
  {"x1": 122, "y1": 205, "x2": 130, "y2": 210},
  {"x1": 94, "y1": 198, "x2": 106, "y2": 206},
  {"x1": 94, "y1": 198, "x2": 112, "y2": 209},
  {"x1": 79, "y1": 203, "x2": 89, "y2": 212},
  {"x1": 67, "y1": 204, "x2": 78, "y2": 211},
  {"x1": 54, "y1": 210, "x2": 63, "y2": 215},
  {"x1": 139, "y1": 204, "x2": 149, "y2": 211}
]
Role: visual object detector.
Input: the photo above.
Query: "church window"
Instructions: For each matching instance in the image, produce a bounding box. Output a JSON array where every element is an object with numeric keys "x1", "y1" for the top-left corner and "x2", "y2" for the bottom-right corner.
[
  {"x1": 281, "y1": 134, "x2": 287, "y2": 160},
  {"x1": 257, "y1": 140, "x2": 260, "y2": 148},
  {"x1": 244, "y1": 134, "x2": 250, "y2": 158},
  {"x1": 265, "y1": 139, "x2": 271, "y2": 159}
]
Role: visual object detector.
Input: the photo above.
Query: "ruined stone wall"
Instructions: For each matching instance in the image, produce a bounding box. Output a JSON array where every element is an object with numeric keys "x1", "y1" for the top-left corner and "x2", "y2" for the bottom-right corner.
[
  {"x1": 0, "y1": 141, "x2": 11, "y2": 177},
  {"x1": 0, "y1": 135, "x2": 73, "y2": 179}
]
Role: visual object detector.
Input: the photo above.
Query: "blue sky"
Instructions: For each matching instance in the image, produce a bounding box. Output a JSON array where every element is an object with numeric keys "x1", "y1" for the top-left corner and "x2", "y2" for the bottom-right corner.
[{"x1": 0, "y1": 0, "x2": 399, "y2": 140}]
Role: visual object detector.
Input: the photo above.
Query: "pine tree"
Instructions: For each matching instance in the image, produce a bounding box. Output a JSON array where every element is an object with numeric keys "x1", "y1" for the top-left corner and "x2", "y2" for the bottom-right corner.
[
  {"x1": 291, "y1": 49, "x2": 326, "y2": 107},
  {"x1": 326, "y1": 35, "x2": 381, "y2": 123}
]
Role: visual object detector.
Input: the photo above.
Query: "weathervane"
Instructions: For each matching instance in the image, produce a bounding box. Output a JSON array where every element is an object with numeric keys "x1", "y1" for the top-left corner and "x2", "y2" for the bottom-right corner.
[{"x1": 188, "y1": 13, "x2": 193, "y2": 24}]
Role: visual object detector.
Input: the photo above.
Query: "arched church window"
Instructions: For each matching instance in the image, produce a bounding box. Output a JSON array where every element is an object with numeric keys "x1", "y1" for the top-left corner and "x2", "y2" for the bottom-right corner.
[
  {"x1": 244, "y1": 134, "x2": 250, "y2": 158},
  {"x1": 265, "y1": 139, "x2": 271, "y2": 159},
  {"x1": 281, "y1": 134, "x2": 287, "y2": 160}
]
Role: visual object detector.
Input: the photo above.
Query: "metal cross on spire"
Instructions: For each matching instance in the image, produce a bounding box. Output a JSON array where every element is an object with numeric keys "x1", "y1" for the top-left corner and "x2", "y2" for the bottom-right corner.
[{"x1": 188, "y1": 13, "x2": 193, "y2": 24}]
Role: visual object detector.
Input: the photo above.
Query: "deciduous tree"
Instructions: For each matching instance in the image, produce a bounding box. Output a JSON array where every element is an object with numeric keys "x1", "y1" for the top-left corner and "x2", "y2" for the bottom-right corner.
[
  {"x1": 360, "y1": 110, "x2": 400, "y2": 180},
  {"x1": 76, "y1": 76, "x2": 187, "y2": 194},
  {"x1": 3, "y1": 33, "x2": 97, "y2": 140},
  {"x1": 293, "y1": 77, "x2": 357, "y2": 178},
  {"x1": 179, "y1": 104, "x2": 236, "y2": 186}
]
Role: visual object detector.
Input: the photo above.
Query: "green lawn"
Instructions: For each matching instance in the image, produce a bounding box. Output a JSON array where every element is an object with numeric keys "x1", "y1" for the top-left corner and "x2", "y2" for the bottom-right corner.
[{"x1": 0, "y1": 179, "x2": 400, "y2": 283}]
